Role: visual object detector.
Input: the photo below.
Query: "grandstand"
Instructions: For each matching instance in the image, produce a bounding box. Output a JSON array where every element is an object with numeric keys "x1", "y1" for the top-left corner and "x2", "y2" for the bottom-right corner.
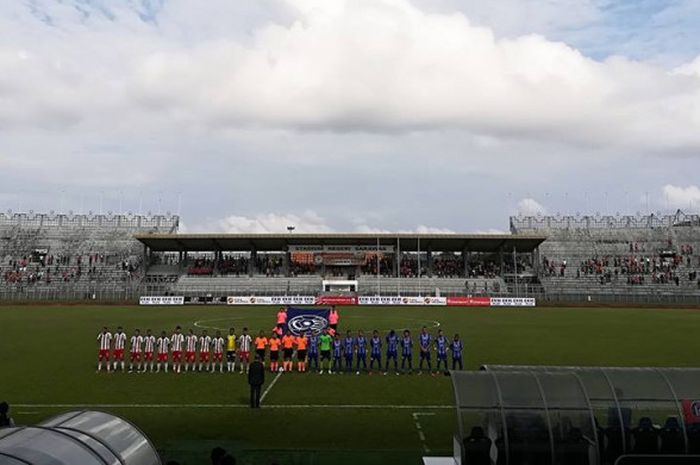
[
  {"x1": 511, "y1": 210, "x2": 700, "y2": 304},
  {"x1": 2, "y1": 210, "x2": 700, "y2": 304},
  {"x1": 135, "y1": 233, "x2": 544, "y2": 300},
  {"x1": 0, "y1": 212, "x2": 178, "y2": 300}
]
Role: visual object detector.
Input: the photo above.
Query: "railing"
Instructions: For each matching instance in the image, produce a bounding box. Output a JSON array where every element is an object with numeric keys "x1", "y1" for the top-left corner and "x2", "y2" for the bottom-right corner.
[
  {"x1": 0, "y1": 212, "x2": 179, "y2": 230},
  {"x1": 511, "y1": 211, "x2": 700, "y2": 232}
]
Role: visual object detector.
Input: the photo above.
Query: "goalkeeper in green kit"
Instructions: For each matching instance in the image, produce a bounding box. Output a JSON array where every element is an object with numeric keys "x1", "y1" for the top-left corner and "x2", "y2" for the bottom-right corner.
[{"x1": 318, "y1": 328, "x2": 333, "y2": 374}]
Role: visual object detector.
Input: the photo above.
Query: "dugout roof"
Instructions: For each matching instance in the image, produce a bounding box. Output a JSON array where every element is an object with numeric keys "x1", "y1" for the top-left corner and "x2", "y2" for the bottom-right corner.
[
  {"x1": 452, "y1": 366, "x2": 700, "y2": 465},
  {"x1": 134, "y1": 232, "x2": 546, "y2": 253},
  {"x1": 0, "y1": 411, "x2": 160, "y2": 465}
]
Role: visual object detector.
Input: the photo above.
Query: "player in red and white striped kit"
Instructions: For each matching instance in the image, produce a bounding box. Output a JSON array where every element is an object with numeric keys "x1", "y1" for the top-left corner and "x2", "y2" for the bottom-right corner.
[
  {"x1": 129, "y1": 329, "x2": 144, "y2": 373},
  {"x1": 238, "y1": 327, "x2": 253, "y2": 374},
  {"x1": 156, "y1": 331, "x2": 170, "y2": 373},
  {"x1": 143, "y1": 329, "x2": 156, "y2": 373},
  {"x1": 198, "y1": 330, "x2": 212, "y2": 372},
  {"x1": 184, "y1": 328, "x2": 198, "y2": 372},
  {"x1": 97, "y1": 327, "x2": 112, "y2": 373},
  {"x1": 113, "y1": 326, "x2": 127, "y2": 372},
  {"x1": 211, "y1": 330, "x2": 225, "y2": 373},
  {"x1": 171, "y1": 326, "x2": 185, "y2": 373}
]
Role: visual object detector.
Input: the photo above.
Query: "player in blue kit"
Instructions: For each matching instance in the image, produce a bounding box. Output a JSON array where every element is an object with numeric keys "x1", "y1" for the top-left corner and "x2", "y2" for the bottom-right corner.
[
  {"x1": 369, "y1": 330, "x2": 382, "y2": 373},
  {"x1": 343, "y1": 330, "x2": 354, "y2": 373},
  {"x1": 418, "y1": 326, "x2": 432, "y2": 374},
  {"x1": 400, "y1": 329, "x2": 413, "y2": 374},
  {"x1": 307, "y1": 332, "x2": 319, "y2": 372},
  {"x1": 355, "y1": 330, "x2": 367, "y2": 374},
  {"x1": 332, "y1": 334, "x2": 342, "y2": 374},
  {"x1": 435, "y1": 329, "x2": 449, "y2": 374},
  {"x1": 384, "y1": 329, "x2": 399, "y2": 375},
  {"x1": 451, "y1": 333, "x2": 464, "y2": 370}
]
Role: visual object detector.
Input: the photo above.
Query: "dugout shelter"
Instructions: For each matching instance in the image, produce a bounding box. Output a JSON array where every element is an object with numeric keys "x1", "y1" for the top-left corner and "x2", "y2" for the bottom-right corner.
[
  {"x1": 451, "y1": 366, "x2": 700, "y2": 465},
  {"x1": 0, "y1": 410, "x2": 160, "y2": 465}
]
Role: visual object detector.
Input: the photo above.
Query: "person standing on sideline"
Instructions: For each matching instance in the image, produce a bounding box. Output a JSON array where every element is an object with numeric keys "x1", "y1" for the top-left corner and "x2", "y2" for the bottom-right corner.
[
  {"x1": 328, "y1": 306, "x2": 339, "y2": 333},
  {"x1": 248, "y1": 355, "x2": 265, "y2": 408}
]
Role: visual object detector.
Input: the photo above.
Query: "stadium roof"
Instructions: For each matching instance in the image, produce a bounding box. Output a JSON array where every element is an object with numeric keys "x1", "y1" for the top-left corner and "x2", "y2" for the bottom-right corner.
[{"x1": 134, "y1": 232, "x2": 547, "y2": 252}]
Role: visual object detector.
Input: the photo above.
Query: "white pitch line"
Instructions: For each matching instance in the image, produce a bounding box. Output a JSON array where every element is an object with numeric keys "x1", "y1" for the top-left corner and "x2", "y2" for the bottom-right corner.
[
  {"x1": 260, "y1": 370, "x2": 283, "y2": 404},
  {"x1": 13, "y1": 403, "x2": 452, "y2": 410},
  {"x1": 412, "y1": 411, "x2": 437, "y2": 453}
]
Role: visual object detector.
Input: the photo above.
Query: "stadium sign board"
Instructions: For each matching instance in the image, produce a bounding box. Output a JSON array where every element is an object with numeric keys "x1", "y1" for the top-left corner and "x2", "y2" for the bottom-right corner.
[
  {"x1": 490, "y1": 297, "x2": 536, "y2": 307},
  {"x1": 139, "y1": 296, "x2": 185, "y2": 305},
  {"x1": 358, "y1": 296, "x2": 447, "y2": 305},
  {"x1": 226, "y1": 296, "x2": 316, "y2": 305},
  {"x1": 446, "y1": 296, "x2": 491, "y2": 306},
  {"x1": 224, "y1": 295, "x2": 535, "y2": 306}
]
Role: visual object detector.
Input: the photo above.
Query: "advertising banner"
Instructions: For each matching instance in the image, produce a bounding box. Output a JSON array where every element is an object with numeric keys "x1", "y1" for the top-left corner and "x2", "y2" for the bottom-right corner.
[
  {"x1": 446, "y1": 296, "x2": 491, "y2": 306},
  {"x1": 358, "y1": 296, "x2": 406, "y2": 305},
  {"x1": 398, "y1": 296, "x2": 447, "y2": 306},
  {"x1": 139, "y1": 296, "x2": 184, "y2": 305},
  {"x1": 315, "y1": 295, "x2": 358, "y2": 305},
  {"x1": 226, "y1": 296, "x2": 316, "y2": 306},
  {"x1": 489, "y1": 297, "x2": 536, "y2": 307},
  {"x1": 358, "y1": 296, "x2": 447, "y2": 306}
]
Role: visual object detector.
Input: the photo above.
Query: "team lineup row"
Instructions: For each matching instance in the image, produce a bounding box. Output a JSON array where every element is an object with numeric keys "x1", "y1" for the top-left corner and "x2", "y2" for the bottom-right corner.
[{"x1": 96, "y1": 325, "x2": 466, "y2": 375}]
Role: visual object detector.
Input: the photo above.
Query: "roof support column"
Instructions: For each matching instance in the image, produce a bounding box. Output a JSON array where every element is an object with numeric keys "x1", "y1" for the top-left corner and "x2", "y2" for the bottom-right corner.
[
  {"x1": 283, "y1": 246, "x2": 290, "y2": 277},
  {"x1": 427, "y1": 246, "x2": 433, "y2": 278},
  {"x1": 395, "y1": 238, "x2": 401, "y2": 278},
  {"x1": 463, "y1": 248, "x2": 470, "y2": 278},
  {"x1": 248, "y1": 247, "x2": 256, "y2": 277}
]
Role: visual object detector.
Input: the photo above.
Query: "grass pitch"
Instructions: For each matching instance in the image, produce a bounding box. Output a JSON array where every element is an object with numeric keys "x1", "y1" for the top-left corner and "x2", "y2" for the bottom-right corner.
[{"x1": 2, "y1": 304, "x2": 700, "y2": 465}]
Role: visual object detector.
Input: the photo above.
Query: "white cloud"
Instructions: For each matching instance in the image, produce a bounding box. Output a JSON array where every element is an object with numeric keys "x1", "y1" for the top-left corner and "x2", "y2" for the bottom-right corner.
[
  {"x1": 661, "y1": 185, "x2": 700, "y2": 210},
  {"x1": 516, "y1": 198, "x2": 547, "y2": 216},
  {"x1": 191, "y1": 211, "x2": 333, "y2": 233},
  {"x1": 1, "y1": 0, "x2": 700, "y2": 153},
  {"x1": 190, "y1": 212, "x2": 458, "y2": 234}
]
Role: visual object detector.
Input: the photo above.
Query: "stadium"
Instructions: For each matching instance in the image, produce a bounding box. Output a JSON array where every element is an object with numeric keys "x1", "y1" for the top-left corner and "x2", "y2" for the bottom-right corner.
[
  {"x1": 2, "y1": 210, "x2": 700, "y2": 465},
  {"x1": 4, "y1": 1, "x2": 700, "y2": 465}
]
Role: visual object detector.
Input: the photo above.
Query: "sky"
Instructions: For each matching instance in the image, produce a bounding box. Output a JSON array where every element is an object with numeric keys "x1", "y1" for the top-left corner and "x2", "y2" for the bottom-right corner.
[{"x1": 1, "y1": 0, "x2": 700, "y2": 233}]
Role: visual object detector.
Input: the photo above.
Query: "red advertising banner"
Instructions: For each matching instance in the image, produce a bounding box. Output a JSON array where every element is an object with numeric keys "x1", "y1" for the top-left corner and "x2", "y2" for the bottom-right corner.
[
  {"x1": 446, "y1": 296, "x2": 491, "y2": 306},
  {"x1": 315, "y1": 295, "x2": 358, "y2": 305}
]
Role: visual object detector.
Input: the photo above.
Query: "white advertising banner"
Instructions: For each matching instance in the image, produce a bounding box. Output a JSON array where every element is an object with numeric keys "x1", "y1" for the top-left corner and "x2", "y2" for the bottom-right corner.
[
  {"x1": 139, "y1": 296, "x2": 185, "y2": 305},
  {"x1": 358, "y1": 296, "x2": 406, "y2": 305},
  {"x1": 226, "y1": 296, "x2": 316, "y2": 306},
  {"x1": 489, "y1": 297, "x2": 536, "y2": 307}
]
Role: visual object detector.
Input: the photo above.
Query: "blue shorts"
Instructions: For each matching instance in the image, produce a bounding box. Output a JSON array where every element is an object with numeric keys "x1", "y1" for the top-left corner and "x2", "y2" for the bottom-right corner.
[
  {"x1": 387, "y1": 351, "x2": 397, "y2": 359},
  {"x1": 420, "y1": 351, "x2": 431, "y2": 360}
]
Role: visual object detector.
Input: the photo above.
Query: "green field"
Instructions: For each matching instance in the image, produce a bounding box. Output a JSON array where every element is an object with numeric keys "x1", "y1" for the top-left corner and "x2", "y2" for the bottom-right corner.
[{"x1": 2, "y1": 304, "x2": 700, "y2": 465}]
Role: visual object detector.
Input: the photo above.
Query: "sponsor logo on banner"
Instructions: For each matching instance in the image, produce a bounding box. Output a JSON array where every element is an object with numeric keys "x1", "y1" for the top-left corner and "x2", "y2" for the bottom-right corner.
[
  {"x1": 139, "y1": 296, "x2": 184, "y2": 305},
  {"x1": 399, "y1": 296, "x2": 447, "y2": 306},
  {"x1": 286, "y1": 307, "x2": 330, "y2": 335},
  {"x1": 489, "y1": 297, "x2": 536, "y2": 307},
  {"x1": 226, "y1": 296, "x2": 316, "y2": 305},
  {"x1": 446, "y1": 296, "x2": 491, "y2": 306},
  {"x1": 358, "y1": 296, "x2": 405, "y2": 305},
  {"x1": 315, "y1": 295, "x2": 358, "y2": 305}
]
